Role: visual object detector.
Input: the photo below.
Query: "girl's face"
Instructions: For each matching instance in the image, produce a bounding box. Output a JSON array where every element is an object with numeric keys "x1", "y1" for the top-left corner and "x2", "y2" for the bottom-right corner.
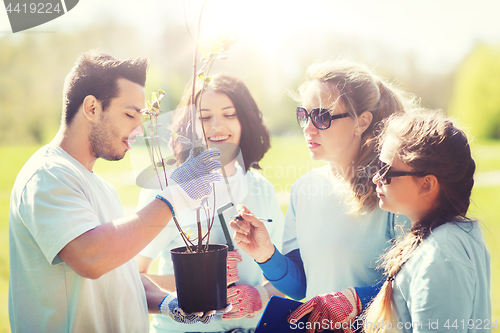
[
  {"x1": 199, "y1": 90, "x2": 242, "y2": 155},
  {"x1": 373, "y1": 136, "x2": 424, "y2": 222},
  {"x1": 300, "y1": 80, "x2": 361, "y2": 168}
]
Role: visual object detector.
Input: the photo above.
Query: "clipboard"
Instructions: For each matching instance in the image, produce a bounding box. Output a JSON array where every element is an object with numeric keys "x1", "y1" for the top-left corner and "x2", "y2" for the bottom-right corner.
[
  {"x1": 255, "y1": 296, "x2": 335, "y2": 333},
  {"x1": 255, "y1": 296, "x2": 307, "y2": 333},
  {"x1": 217, "y1": 202, "x2": 237, "y2": 251}
]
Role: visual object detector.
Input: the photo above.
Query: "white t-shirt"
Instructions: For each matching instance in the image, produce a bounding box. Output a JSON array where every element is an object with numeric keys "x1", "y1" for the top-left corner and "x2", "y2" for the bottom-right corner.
[
  {"x1": 9, "y1": 145, "x2": 148, "y2": 333},
  {"x1": 283, "y1": 165, "x2": 409, "y2": 300},
  {"x1": 392, "y1": 222, "x2": 491, "y2": 333},
  {"x1": 137, "y1": 163, "x2": 285, "y2": 333}
]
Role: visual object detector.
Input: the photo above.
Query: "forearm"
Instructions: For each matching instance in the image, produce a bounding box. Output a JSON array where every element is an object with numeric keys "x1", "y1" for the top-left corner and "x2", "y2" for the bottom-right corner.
[
  {"x1": 59, "y1": 198, "x2": 172, "y2": 279},
  {"x1": 141, "y1": 274, "x2": 171, "y2": 314},
  {"x1": 142, "y1": 273, "x2": 177, "y2": 292},
  {"x1": 263, "y1": 280, "x2": 286, "y2": 298},
  {"x1": 258, "y1": 247, "x2": 307, "y2": 300}
]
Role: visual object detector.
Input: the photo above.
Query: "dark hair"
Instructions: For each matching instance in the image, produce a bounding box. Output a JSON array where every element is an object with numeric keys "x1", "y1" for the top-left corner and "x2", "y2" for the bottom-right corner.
[
  {"x1": 298, "y1": 60, "x2": 416, "y2": 212},
  {"x1": 364, "y1": 110, "x2": 476, "y2": 332},
  {"x1": 379, "y1": 110, "x2": 475, "y2": 223},
  {"x1": 171, "y1": 73, "x2": 270, "y2": 171},
  {"x1": 62, "y1": 50, "x2": 148, "y2": 126}
]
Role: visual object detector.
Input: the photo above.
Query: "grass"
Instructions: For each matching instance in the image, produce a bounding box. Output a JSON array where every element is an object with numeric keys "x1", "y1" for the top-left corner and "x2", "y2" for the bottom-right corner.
[{"x1": 0, "y1": 137, "x2": 499, "y2": 332}]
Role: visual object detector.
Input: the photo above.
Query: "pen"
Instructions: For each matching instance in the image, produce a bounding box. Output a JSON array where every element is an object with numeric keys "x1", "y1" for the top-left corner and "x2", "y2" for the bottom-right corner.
[{"x1": 231, "y1": 216, "x2": 273, "y2": 222}]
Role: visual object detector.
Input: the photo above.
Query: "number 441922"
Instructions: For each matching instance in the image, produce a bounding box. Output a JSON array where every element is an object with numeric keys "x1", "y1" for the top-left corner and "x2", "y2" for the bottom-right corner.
[
  {"x1": 444, "y1": 319, "x2": 498, "y2": 330},
  {"x1": 6, "y1": 3, "x2": 62, "y2": 14}
]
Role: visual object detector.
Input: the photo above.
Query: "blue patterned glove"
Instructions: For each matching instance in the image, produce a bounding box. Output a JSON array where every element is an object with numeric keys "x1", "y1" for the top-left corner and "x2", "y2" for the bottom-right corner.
[
  {"x1": 159, "y1": 293, "x2": 232, "y2": 324},
  {"x1": 158, "y1": 148, "x2": 221, "y2": 212}
]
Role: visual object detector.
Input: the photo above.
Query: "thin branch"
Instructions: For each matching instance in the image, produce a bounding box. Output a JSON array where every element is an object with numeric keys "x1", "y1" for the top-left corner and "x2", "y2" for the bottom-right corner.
[{"x1": 148, "y1": 118, "x2": 164, "y2": 191}]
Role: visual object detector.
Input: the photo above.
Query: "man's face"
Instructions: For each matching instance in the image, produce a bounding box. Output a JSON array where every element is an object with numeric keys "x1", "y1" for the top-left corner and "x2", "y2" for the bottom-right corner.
[{"x1": 89, "y1": 78, "x2": 145, "y2": 161}]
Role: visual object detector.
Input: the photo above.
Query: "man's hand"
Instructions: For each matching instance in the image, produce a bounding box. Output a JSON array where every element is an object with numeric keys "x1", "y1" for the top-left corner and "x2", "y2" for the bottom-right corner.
[
  {"x1": 158, "y1": 148, "x2": 221, "y2": 212},
  {"x1": 159, "y1": 293, "x2": 232, "y2": 324}
]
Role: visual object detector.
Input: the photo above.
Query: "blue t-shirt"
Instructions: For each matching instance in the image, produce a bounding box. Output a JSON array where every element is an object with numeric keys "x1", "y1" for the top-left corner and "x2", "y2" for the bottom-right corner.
[{"x1": 391, "y1": 222, "x2": 491, "y2": 333}]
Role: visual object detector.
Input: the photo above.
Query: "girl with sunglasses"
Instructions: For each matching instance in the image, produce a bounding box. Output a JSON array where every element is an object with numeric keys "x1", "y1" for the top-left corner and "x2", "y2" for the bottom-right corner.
[
  {"x1": 364, "y1": 111, "x2": 490, "y2": 332},
  {"x1": 231, "y1": 60, "x2": 416, "y2": 332},
  {"x1": 135, "y1": 73, "x2": 285, "y2": 333}
]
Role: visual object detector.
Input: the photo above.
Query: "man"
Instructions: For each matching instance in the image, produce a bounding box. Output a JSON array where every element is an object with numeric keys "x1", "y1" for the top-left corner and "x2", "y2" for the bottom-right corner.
[{"x1": 8, "y1": 51, "x2": 222, "y2": 332}]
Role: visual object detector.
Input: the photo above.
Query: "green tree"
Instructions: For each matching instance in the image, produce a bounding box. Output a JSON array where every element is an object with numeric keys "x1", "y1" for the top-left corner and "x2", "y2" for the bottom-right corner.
[{"x1": 449, "y1": 44, "x2": 500, "y2": 140}]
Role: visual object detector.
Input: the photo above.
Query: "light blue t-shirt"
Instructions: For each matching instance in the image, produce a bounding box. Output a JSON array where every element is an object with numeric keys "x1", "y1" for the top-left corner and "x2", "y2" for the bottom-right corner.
[
  {"x1": 9, "y1": 145, "x2": 148, "y2": 333},
  {"x1": 391, "y1": 222, "x2": 491, "y2": 333},
  {"x1": 137, "y1": 164, "x2": 285, "y2": 333}
]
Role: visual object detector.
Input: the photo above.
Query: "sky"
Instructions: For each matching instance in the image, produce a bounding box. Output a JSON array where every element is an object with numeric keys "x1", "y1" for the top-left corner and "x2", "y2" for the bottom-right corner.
[{"x1": 1, "y1": 0, "x2": 500, "y2": 72}]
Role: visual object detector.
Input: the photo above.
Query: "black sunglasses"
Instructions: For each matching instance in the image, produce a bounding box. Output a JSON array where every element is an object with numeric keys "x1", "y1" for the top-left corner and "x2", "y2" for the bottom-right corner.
[
  {"x1": 376, "y1": 160, "x2": 427, "y2": 185},
  {"x1": 296, "y1": 107, "x2": 350, "y2": 130}
]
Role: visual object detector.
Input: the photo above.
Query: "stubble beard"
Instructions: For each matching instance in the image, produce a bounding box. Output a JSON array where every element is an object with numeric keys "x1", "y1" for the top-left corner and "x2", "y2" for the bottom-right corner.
[{"x1": 89, "y1": 115, "x2": 126, "y2": 161}]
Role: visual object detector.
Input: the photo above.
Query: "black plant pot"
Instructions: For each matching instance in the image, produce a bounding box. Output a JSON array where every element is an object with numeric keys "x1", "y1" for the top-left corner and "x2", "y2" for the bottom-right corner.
[{"x1": 170, "y1": 244, "x2": 228, "y2": 313}]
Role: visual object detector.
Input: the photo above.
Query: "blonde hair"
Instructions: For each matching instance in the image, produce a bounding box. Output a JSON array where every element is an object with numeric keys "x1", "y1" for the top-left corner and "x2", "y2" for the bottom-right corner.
[
  {"x1": 298, "y1": 60, "x2": 417, "y2": 213},
  {"x1": 364, "y1": 111, "x2": 476, "y2": 333}
]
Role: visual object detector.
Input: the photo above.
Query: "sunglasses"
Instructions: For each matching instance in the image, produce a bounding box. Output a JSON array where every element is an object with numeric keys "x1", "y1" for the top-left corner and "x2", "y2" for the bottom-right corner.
[
  {"x1": 376, "y1": 160, "x2": 427, "y2": 185},
  {"x1": 296, "y1": 107, "x2": 350, "y2": 130}
]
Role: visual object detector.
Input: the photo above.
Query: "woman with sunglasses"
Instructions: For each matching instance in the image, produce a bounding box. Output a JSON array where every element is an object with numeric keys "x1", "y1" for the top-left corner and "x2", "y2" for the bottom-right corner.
[
  {"x1": 363, "y1": 111, "x2": 490, "y2": 333},
  {"x1": 231, "y1": 60, "x2": 416, "y2": 332},
  {"x1": 135, "y1": 73, "x2": 285, "y2": 333}
]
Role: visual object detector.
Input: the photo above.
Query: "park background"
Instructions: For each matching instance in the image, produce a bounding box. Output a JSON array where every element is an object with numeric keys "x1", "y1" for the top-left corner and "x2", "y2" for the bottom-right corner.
[{"x1": 1, "y1": 0, "x2": 500, "y2": 331}]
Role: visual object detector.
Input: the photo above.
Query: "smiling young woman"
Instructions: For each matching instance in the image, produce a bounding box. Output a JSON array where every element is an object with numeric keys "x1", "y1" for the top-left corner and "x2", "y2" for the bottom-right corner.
[
  {"x1": 135, "y1": 73, "x2": 285, "y2": 333},
  {"x1": 198, "y1": 89, "x2": 242, "y2": 176}
]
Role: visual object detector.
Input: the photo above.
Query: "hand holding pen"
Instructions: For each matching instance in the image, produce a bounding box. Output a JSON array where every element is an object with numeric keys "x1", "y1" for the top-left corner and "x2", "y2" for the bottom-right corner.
[
  {"x1": 229, "y1": 205, "x2": 276, "y2": 263},
  {"x1": 232, "y1": 216, "x2": 273, "y2": 223}
]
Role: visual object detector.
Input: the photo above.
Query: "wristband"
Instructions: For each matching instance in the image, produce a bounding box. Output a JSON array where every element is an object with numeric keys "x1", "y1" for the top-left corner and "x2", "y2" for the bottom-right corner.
[
  {"x1": 158, "y1": 294, "x2": 169, "y2": 314},
  {"x1": 156, "y1": 195, "x2": 175, "y2": 217}
]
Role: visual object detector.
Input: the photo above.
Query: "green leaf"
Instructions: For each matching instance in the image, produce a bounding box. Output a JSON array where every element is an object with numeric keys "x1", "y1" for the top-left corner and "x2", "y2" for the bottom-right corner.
[
  {"x1": 210, "y1": 43, "x2": 222, "y2": 54},
  {"x1": 199, "y1": 46, "x2": 209, "y2": 59},
  {"x1": 158, "y1": 90, "x2": 166, "y2": 101},
  {"x1": 217, "y1": 32, "x2": 238, "y2": 50}
]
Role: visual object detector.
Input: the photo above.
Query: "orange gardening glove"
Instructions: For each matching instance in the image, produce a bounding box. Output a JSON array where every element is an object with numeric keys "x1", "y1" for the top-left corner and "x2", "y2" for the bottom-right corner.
[
  {"x1": 222, "y1": 284, "x2": 269, "y2": 320},
  {"x1": 226, "y1": 250, "x2": 242, "y2": 286},
  {"x1": 287, "y1": 287, "x2": 361, "y2": 333}
]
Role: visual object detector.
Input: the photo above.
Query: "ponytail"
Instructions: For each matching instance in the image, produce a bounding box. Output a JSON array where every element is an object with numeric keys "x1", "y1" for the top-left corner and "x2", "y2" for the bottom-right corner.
[{"x1": 364, "y1": 231, "x2": 424, "y2": 333}]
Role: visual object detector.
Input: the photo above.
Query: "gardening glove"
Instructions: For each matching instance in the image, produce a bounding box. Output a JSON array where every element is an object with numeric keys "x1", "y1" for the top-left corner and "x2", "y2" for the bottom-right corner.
[
  {"x1": 227, "y1": 250, "x2": 243, "y2": 286},
  {"x1": 288, "y1": 287, "x2": 362, "y2": 333},
  {"x1": 158, "y1": 148, "x2": 221, "y2": 213},
  {"x1": 159, "y1": 292, "x2": 232, "y2": 324},
  {"x1": 222, "y1": 284, "x2": 269, "y2": 320}
]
